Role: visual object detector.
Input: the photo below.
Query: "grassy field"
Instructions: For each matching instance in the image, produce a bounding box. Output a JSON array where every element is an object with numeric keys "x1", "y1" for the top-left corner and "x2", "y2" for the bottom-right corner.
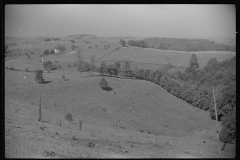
[{"x1": 5, "y1": 36, "x2": 236, "y2": 158}]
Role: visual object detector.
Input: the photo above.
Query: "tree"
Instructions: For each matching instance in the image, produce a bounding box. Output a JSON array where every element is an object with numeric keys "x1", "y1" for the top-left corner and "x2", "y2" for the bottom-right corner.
[
  {"x1": 70, "y1": 40, "x2": 75, "y2": 43},
  {"x1": 99, "y1": 61, "x2": 107, "y2": 76},
  {"x1": 76, "y1": 48, "x2": 84, "y2": 77},
  {"x1": 89, "y1": 55, "x2": 95, "y2": 76},
  {"x1": 207, "y1": 58, "x2": 218, "y2": 67},
  {"x1": 35, "y1": 70, "x2": 44, "y2": 82},
  {"x1": 71, "y1": 45, "x2": 75, "y2": 51},
  {"x1": 122, "y1": 60, "x2": 131, "y2": 78},
  {"x1": 49, "y1": 49, "x2": 55, "y2": 54},
  {"x1": 99, "y1": 77, "x2": 108, "y2": 89},
  {"x1": 43, "y1": 61, "x2": 53, "y2": 72},
  {"x1": 114, "y1": 61, "x2": 121, "y2": 77},
  {"x1": 189, "y1": 53, "x2": 199, "y2": 68},
  {"x1": 143, "y1": 69, "x2": 151, "y2": 80},
  {"x1": 56, "y1": 44, "x2": 66, "y2": 53},
  {"x1": 219, "y1": 110, "x2": 236, "y2": 144},
  {"x1": 43, "y1": 49, "x2": 49, "y2": 56},
  {"x1": 120, "y1": 39, "x2": 126, "y2": 47},
  {"x1": 107, "y1": 64, "x2": 117, "y2": 77}
]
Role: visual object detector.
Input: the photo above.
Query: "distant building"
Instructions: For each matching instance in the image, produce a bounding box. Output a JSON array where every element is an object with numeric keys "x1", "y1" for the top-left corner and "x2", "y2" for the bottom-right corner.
[{"x1": 53, "y1": 48, "x2": 60, "y2": 54}]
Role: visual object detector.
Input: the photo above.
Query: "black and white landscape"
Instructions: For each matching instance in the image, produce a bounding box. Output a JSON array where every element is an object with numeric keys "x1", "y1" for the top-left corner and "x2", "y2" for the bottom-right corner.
[{"x1": 5, "y1": 4, "x2": 236, "y2": 158}]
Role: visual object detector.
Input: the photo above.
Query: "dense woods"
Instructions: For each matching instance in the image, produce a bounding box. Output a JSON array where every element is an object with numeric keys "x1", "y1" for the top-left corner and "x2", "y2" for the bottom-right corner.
[{"x1": 127, "y1": 38, "x2": 236, "y2": 52}]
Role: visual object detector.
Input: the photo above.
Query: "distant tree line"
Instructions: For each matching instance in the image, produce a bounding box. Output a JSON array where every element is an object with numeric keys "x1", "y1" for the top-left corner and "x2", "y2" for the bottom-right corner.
[{"x1": 127, "y1": 38, "x2": 236, "y2": 52}]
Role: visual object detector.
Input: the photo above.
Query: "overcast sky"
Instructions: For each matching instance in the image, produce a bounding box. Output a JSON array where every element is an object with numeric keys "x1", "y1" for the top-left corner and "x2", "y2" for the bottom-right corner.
[{"x1": 5, "y1": 4, "x2": 236, "y2": 38}]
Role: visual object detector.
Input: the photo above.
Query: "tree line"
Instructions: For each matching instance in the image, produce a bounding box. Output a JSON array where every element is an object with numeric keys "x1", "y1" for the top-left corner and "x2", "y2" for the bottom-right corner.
[
  {"x1": 97, "y1": 54, "x2": 236, "y2": 144},
  {"x1": 127, "y1": 38, "x2": 236, "y2": 52}
]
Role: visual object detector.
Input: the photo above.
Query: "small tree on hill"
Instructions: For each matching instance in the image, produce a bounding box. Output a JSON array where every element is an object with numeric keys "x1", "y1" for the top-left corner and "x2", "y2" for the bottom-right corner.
[
  {"x1": 76, "y1": 48, "x2": 84, "y2": 77},
  {"x1": 189, "y1": 53, "x2": 199, "y2": 68},
  {"x1": 71, "y1": 45, "x2": 75, "y2": 51},
  {"x1": 43, "y1": 49, "x2": 49, "y2": 56},
  {"x1": 50, "y1": 49, "x2": 55, "y2": 54},
  {"x1": 122, "y1": 60, "x2": 131, "y2": 78},
  {"x1": 99, "y1": 61, "x2": 107, "y2": 76},
  {"x1": 35, "y1": 70, "x2": 44, "y2": 82},
  {"x1": 89, "y1": 55, "x2": 95, "y2": 76},
  {"x1": 99, "y1": 77, "x2": 108, "y2": 89},
  {"x1": 120, "y1": 39, "x2": 126, "y2": 47},
  {"x1": 43, "y1": 61, "x2": 53, "y2": 72},
  {"x1": 114, "y1": 61, "x2": 121, "y2": 77}
]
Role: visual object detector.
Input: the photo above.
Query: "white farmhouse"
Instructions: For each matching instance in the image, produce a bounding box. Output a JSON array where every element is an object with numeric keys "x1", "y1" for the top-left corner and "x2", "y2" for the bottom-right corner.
[{"x1": 53, "y1": 47, "x2": 60, "y2": 54}]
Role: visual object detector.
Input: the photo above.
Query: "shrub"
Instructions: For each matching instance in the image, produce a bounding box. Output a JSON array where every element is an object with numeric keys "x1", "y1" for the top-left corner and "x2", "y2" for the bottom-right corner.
[
  {"x1": 189, "y1": 53, "x2": 199, "y2": 68},
  {"x1": 55, "y1": 60, "x2": 58, "y2": 63},
  {"x1": 57, "y1": 64, "x2": 62, "y2": 69},
  {"x1": 9, "y1": 67, "x2": 15, "y2": 70},
  {"x1": 70, "y1": 40, "x2": 75, "y2": 43},
  {"x1": 73, "y1": 62, "x2": 77, "y2": 68},
  {"x1": 62, "y1": 75, "x2": 66, "y2": 80},
  {"x1": 24, "y1": 68, "x2": 29, "y2": 72},
  {"x1": 99, "y1": 61, "x2": 107, "y2": 75},
  {"x1": 65, "y1": 113, "x2": 73, "y2": 122},
  {"x1": 35, "y1": 70, "x2": 44, "y2": 82},
  {"x1": 99, "y1": 77, "x2": 108, "y2": 89},
  {"x1": 43, "y1": 61, "x2": 53, "y2": 72},
  {"x1": 43, "y1": 49, "x2": 49, "y2": 56},
  {"x1": 88, "y1": 46, "x2": 92, "y2": 49}
]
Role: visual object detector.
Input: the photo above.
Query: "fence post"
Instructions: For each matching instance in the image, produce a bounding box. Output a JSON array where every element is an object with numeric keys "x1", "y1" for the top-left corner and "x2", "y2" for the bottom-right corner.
[
  {"x1": 79, "y1": 120, "x2": 82, "y2": 131},
  {"x1": 39, "y1": 97, "x2": 42, "y2": 122}
]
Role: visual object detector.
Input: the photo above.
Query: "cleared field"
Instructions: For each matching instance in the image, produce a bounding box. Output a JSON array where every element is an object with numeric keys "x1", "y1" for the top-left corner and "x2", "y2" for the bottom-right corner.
[
  {"x1": 5, "y1": 36, "x2": 236, "y2": 158},
  {"x1": 5, "y1": 69, "x2": 236, "y2": 158}
]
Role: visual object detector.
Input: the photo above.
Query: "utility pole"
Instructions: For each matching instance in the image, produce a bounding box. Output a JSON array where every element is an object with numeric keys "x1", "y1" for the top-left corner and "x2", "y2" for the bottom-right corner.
[{"x1": 212, "y1": 86, "x2": 221, "y2": 154}]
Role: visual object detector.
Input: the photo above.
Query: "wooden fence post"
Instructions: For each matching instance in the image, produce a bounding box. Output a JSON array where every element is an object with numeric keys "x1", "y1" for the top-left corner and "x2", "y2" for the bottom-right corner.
[
  {"x1": 39, "y1": 97, "x2": 42, "y2": 122},
  {"x1": 79, "y1": 120, "x2": 82, "y2": 131}
]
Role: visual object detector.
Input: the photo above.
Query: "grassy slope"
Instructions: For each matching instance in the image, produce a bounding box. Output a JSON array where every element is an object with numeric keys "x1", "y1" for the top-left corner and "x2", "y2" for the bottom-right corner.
[
  {"x1": 5, "y1": 37, "x2": 236, "y2": 158},
  {"x1": 5, "y1": 70, "x2": 235, "y2": 158}
]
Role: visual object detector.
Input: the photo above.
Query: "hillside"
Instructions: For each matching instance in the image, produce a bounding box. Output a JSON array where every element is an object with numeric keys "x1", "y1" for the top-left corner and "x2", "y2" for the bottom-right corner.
[
  {"x1": 5, "y1": 70, "x2": 235, "y2": 158},
  {"x1": 4, "y1": 35, "x2": 236, "y2": 158}
]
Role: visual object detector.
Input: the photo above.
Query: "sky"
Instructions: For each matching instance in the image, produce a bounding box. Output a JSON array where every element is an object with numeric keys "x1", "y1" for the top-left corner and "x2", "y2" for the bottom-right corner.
[{"x1": 5, "y1": 4, "x2": 236, "y2": 39}]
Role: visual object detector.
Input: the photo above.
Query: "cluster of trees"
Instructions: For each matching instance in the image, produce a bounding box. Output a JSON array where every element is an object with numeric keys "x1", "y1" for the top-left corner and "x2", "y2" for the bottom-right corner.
[
  {"x1": 127, "y1": 38, "x2": 236, "y2": 52},
  {"x1": 53, "y1": 38, "x2": 60, "y2": 41},
  {"x1": 119, "y1": 39, "x2": 126, "y2": 47},
  {"x1": 128, "y1": 40, "x2": 148, "y2": 48},
  {"x1": 104, "y1": 45, "x2": 110, "y2": 49},
  {"x1": 97, "y1": 54, "x2": 235, "y2": 144}
]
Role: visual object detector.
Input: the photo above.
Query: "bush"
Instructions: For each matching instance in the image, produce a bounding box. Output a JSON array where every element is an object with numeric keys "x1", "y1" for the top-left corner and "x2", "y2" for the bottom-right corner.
[
  {"x1": 62, "y1": 75, "x2": 66, "y2": 80},
  {"x1": 57, "y1": 64, "x2": 62, "y2": 69},
  {"x1": 73, "y1": 62, "x2": 77, "y2": 68},
  {"x1": 65, "y1": 113, "x2": 73, "y2": 122},
  {"x1": 35, "y1": 70, "x2": 44, "y2": 82},
  {"x1": 24, "y1": 68, "x2": 29, "y2": 72},
  {"x1": 9, "y1": 67, "x2": 15, "y2": 70},
  {"x1": 43, "y1": 61, "x2": 53, "y2": 72},
  {"x1": 99, "y1": 77, "x2": 108, "y2": 89},
  {"x1": 55, "y1": 60, "x2": 58, "y2": 63}
]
